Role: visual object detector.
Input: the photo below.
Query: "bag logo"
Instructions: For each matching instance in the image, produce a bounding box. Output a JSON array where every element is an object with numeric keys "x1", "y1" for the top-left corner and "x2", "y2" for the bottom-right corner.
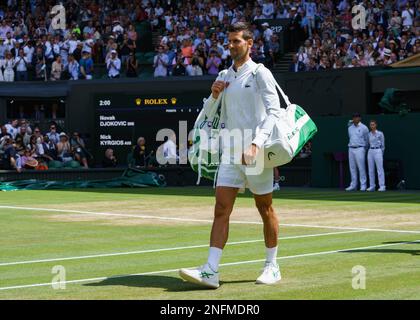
[{"x1": 268, "y1": 152, "x2": 276, "y2": 160}]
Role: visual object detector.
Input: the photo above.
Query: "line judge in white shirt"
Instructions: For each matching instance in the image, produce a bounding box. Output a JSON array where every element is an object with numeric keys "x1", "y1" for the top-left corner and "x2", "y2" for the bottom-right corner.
[
  {"x1": 179, "y1": 22, "x2": 282, "y2": 288},
  {"x1": 367, "y1": 120, "x2": 386, "y2": 192},
  {"x1": 346, "y1": 113, "x2": 369, "y2": 191}
]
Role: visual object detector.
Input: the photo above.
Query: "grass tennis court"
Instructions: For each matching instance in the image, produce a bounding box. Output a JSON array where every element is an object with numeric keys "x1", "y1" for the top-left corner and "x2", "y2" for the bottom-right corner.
[{"x1": 0, "y1": 187, "x2": 419, "y2": 299}]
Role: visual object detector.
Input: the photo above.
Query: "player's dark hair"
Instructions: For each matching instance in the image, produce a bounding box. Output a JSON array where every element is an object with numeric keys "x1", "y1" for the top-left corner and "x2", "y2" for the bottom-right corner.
[
  {"x1": 228, "y1": 22, "x2": 253, "y2": 41},
  {"x1": 370, "y1": 119, "x2": 377, "y2": 124}
]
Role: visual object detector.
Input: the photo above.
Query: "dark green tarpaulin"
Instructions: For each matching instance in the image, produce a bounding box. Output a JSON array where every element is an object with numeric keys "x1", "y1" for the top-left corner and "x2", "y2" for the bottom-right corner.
[{"x1": 0, "y1": 168, "x2": 166, "y2": 191}]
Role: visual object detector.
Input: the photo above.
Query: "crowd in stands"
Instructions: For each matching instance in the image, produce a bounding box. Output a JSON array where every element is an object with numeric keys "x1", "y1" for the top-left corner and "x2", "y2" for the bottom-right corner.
[
  {"x1": 0, "y1": 1, "x2": 418, "y2": 81},
  {"x1": 288, "y1": 0, "x2": 420, "y2": 72},
  {"x1": 0, "y1": 0, "x2": 140, "y2": 81},
  {"x1": 0, "y1": 119, "x2": 90, "y2": 171}
]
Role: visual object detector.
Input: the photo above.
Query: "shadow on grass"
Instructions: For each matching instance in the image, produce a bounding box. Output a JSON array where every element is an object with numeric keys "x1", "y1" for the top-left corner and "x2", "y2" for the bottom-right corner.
[
  {"x1": 84, "y1": 275, "x2": 255, "y2": 292},
  {"x1": 342, "y1": 241, "x2": 420, "y2": 256},
  {"x1": 39, "y1": 186, "x2": 420, "y2": 205}
]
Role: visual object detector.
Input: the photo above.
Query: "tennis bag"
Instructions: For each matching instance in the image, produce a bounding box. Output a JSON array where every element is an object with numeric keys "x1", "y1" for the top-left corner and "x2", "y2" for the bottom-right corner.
[
  {"x1": 258, "y1": 72, "x2": 318, "y2": 168},
  {"x1": 188, "y1": 84, "x2": 225, "y2": 184}
]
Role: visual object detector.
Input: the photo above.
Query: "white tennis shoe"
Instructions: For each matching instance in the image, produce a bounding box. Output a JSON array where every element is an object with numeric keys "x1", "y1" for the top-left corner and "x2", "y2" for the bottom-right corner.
[
  {"x1": 179, "y1": 263, "x2": 220, "y2": 289},
  {"x1": 256, "y1": 262, "x2": 281, "y2": 285}
]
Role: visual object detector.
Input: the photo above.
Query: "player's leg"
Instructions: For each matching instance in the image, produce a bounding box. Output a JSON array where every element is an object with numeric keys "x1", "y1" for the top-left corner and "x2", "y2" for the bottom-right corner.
[
  {"x1": 179, "y1": 164, "x2": 244, "y2": 289},
  {"x1": 246, "y1": 167, "x2": 281, "y2": 284},
  {"x1": 273, "y1": 167, "x2": 280, "y2": 190},
  {"x1": 367, "y1": 149, "x2": 376, "y2": 191},
  {"x1": 254, "y1": 192, "x2": 281, "y2": 284},
  {"x1": 346, "y1": 148, "x2": 358, "y2": 190},
  {"x1": 356, "y1": 148, "x2": 367, "y2": 191},
  {"x1": 210, "y1": 186, "x2": 239, "y2": 249},
  {"x1": 375, "y1": 150, "x2": 386, "y2": 191}
]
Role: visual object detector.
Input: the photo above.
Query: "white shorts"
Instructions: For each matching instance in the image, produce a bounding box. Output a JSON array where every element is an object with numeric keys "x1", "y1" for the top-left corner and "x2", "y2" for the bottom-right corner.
[{"x1": 216, "y1": 163, "x2": 274, "y2": 195}]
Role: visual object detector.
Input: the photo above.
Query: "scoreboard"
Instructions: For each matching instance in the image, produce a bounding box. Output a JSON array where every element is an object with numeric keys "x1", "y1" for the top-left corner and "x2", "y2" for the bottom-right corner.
[{"x1": 94, "y1": 92, "x2": 205, "y2": 165}]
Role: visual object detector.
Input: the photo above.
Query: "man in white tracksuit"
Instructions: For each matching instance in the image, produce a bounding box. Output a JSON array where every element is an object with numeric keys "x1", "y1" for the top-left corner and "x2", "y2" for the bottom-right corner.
[
  {"x1": 367, "y1": 120, "x2": 386, "y2": 192},
  {"x1": 179, "y1": 22, "x2": 282, "y2": 288},
  {"x1": 346, "y1": 113, "x2": 369, "y2": 191}
]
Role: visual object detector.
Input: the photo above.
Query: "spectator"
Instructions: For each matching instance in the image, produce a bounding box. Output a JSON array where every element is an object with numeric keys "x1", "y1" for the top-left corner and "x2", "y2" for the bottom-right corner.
[
  {"x1": 289, "y1": 54, "x2": 306, "y2": 72},
  {"x1": 56, "y1": 132, "x2": 73, "y2": 164},
  {"x1": 14, "y1": 48, "x2": 29, "y2": 81},
  {"x1": 186, "y1": 55, "x2": 204, "y2": 76},
  {"x1": 32, "y1": 47, "x2": 46, "y2": 81},
  {"x1": 106, "y1": 50, "x2": 121, "y2": 78},
  {"x1": 126, "y1": 52, "x2": 138, "y2": 78},
  {"x1": 153, "y1": 45, "x2": 169, "y2": 77},
  {"x1": 50, "y1": 55, "x2": 64, "y2": 81},
  {"x1": 206, "y1": 50, "x2": 221, "y2": 75},
  {"x1": 67, "y1": 54, "x2": 80, "y2": 80},
  {"x1": 46, "y1": 123, "x2": 60, "y2": 145},
  {"x1": 172, "y1": 52, "x2": 186, "y2": 76},
  {"x1": 102, "y1": 148, "x2": 117, "y2": 168},
  {"x1": 70, "y1": 131, "x2": 88, "y2": 168},
  {"x1": 5, "y1": 119, "x2": 19, "y2": 139},
  {"x1": 3, "y1": 51, "x2": 15, "y2": 82},
  {"x1": 133, "y1": 137, "x2": 148, "y2": 167},
  {"x1": 79, "y1": 51, "x2": 94, "y2": 80}
]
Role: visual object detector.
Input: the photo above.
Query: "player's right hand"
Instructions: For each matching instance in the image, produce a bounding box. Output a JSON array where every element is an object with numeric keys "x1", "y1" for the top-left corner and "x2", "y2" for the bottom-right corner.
[{"x1": 211, "y1": 80, "x2": 227, "y2": 99}]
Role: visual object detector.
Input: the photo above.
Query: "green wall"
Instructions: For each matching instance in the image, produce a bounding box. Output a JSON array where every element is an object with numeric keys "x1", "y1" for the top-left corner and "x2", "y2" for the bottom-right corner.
[{"x1": 311, "y1": 113, "x2": 420, "y2": 190}]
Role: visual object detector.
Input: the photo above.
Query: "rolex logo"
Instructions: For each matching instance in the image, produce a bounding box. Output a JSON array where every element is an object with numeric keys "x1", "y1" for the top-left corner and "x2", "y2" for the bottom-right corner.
[
  {"x1": 135, "y1": 98, "x2": 142, "y2": 106},
  {"x1": 171, "y1": 97, "x2": 177, "y2": 105}
]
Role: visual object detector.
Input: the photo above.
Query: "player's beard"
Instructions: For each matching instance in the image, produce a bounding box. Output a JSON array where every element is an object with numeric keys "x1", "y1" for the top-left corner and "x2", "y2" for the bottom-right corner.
[{"x1": 231, "y1": 46, "x2": 250, "y2": 64}]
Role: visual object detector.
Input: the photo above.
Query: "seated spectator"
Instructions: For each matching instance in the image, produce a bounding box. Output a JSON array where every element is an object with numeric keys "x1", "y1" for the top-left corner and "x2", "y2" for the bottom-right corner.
[
  {"x1": 289, "y1": 55, "x2": 306, "y2": 72},
  {"x1": 56, "y1": 132, "x2": 73, "y2": 163},
  {"x1": 0, "y1": 136, "x2": 19, "y2": 171},
  {"x1": 102, "y1": 148, "x2": 117, "y2": 168},
  {"x1": 106, "y1": 50, "x2": 121, "y2": 78},
  {"x1": 17, "y1": 147, "x2": 38, "y2": 170},
  {"x1": 15, "y1": 125, "x2": 31, "y2": 147},
  {"x1": 5, "y1": 119, "x2": 19, "y2": 139},
  {"x1": 46, "y1": 123, "x2": 60, "y2": 145},
  {"x1": 40, "y1": 135, "x2": 57, "y2": 162},
  {"x1": 70, "y1": 131, "x2": 89, "y2": 168},
  {"x1": 133, "y1": 137, "x2": 148, "y2": 167}
]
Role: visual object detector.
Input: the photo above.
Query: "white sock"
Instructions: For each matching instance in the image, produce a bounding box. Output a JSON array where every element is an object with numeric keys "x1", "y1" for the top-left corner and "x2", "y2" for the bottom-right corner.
[
  {"x1": 207, "y1": 247, "x2": 223, "y2": 272},
  {"x1": 266, "y1": 246, "x2": 278, "y2": 264}
]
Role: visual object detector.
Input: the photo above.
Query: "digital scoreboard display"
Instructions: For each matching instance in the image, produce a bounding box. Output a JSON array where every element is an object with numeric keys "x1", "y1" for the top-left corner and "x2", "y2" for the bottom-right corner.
[{"x1": 94, "y1": 92, "x2": 205, "y2": 165}]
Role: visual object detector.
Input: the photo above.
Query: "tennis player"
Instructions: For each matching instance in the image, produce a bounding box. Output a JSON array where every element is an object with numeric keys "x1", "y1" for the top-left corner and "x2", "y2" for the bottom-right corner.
[{"x1": 179, "y1": 22, "x2": 282, "y2": 288}]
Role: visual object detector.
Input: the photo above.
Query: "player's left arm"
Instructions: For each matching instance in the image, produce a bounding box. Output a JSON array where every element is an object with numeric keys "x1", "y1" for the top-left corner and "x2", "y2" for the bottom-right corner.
[{"x1": 252, "y1": 66, "x2": 282, "y2": 149}]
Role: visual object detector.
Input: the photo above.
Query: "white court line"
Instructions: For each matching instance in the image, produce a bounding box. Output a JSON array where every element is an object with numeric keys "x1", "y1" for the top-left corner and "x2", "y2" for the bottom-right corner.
[
  {"x1": 0, "y1": 230, "x2": 364, "y2": 267},
  {"x1": 1, "y1": 205, "x2": 420, "y2": 235},
  {"x1": 0, "y1": 239, "x2": 418, "y2": 292}
]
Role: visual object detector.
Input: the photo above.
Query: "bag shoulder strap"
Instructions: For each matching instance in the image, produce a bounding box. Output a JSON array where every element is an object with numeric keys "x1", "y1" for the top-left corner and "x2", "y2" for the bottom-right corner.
[{"x1": 253, "y1": 63, "x2": 292, "y2": 107}]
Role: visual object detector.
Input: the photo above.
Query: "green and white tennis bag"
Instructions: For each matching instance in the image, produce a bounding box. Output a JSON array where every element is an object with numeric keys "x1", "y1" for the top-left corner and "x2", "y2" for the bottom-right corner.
[
  {"x1": 188, "y1": 71, "x2": 227, "y2": 183},
  {"x1": 257, "y1": 67, "x2": 318, "y2": 168}
]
